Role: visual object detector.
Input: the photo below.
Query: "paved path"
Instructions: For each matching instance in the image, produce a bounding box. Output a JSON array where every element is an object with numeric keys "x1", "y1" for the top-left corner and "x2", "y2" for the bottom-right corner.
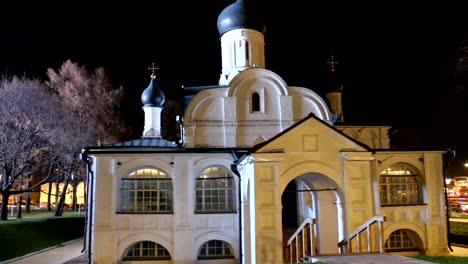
[
  {"x1": 450, "y1": 244, "x2": 468, "y2": 256},
  {"x1": 2, "y1": 238, "x2": 84, "y2": 264},
  {"x1": 450, "y1": 217, "x2": 468, "y2": 223},
  {"x1": 309, "y1": 253, "x2": 435, "y2": 263}
]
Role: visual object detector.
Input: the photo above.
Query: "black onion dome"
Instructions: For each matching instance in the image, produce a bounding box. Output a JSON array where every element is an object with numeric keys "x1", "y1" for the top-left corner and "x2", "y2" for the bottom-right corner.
[
  {"x1": 141, "y1": 78, "x2": 165, "y2": 107},
  {"x1": 324, "y1": 55, "x2": 344, "y2": 93},
  {"x1": 217, "y1": 0, "x2": 266, "y2": 36},
  {"x1": 324, "y1": 70, "x2": 344, "y2": 93}
]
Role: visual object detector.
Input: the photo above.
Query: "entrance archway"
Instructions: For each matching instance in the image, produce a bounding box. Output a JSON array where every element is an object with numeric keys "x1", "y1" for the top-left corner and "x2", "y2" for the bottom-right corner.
[{"x1": 281, "y1": 172, "x2": 344, "y2": 256}]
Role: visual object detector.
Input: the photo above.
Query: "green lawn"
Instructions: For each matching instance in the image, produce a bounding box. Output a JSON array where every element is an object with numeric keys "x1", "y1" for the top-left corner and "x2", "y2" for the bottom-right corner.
[
  {"x1": 414, "y1": 256, "x2": 468, "y2": 264},
  {"x1": 450, "y1": 222, "x2": 468, "y2": 237},
  {"x1": 2, "y1": 208, "x2": 85, "y2": 220},
  {"x1": 0, "y1": 210, "x2": 85, "y2": 261}
]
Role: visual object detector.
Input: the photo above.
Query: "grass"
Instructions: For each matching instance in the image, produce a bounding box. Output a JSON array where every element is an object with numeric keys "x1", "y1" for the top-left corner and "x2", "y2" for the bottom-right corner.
[
  {"x1": 414, "y1": 256, "x2": 468, "y2": 264},
  {"x1": 450, "y1": 222, "x2": 468, "y2": 237},
  {"x1": 2, "y1": 208, "x2": 85, "y2": 220},
  {"x1": 0, "y1": 209, "x2": 85, "y2": 261}
]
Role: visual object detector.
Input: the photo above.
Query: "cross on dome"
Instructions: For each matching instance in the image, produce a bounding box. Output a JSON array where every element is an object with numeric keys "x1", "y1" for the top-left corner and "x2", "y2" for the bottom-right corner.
[
  {"x1": 327, "y1": 55, "x2": 339, "y2": 72},
  {"x1": 148, "y1": 62, "x2": 159, "y2": 79}
]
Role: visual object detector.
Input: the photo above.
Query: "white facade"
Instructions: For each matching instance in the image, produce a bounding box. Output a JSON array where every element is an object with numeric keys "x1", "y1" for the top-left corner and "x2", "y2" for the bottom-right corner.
[
  {"x1": 87, "y1": 153, "x2": 241, "y2": 264},
  {"x1": 83, "y1": 1, "x2": 450, "y2": 263},
  {"x1": 184, "y1": 68, "x2": 333, "y2": 148}
]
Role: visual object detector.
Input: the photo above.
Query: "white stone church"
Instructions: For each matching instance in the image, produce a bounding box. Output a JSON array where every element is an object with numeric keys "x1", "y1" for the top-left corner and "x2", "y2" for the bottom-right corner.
[{"x1": 81, "y1": 0, "x2": 450, "y2": 263}]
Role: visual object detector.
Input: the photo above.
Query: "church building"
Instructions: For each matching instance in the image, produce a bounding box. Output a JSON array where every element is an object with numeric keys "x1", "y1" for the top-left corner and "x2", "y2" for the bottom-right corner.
[{"x1": 81, "y1": 0, "x2": 450, "y2": 263}]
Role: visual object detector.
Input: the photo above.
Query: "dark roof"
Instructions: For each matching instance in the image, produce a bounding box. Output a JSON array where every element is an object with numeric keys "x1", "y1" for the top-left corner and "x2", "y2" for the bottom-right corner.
[
  {"x1": 182, "y1": 85, "x2": 227, "y2": 96},
  {"x1": 252, "y1": 113, "x2": 371, "y2": 152},
  {"x1": 105, "y1": 137, "x2": 177, "y2": 148},
  {"x1": 217, "y1": 0, "x2": 267, "y2": 36},
  {"x1": 82, "y1": 144, "x2": 251, "y2": 156}
]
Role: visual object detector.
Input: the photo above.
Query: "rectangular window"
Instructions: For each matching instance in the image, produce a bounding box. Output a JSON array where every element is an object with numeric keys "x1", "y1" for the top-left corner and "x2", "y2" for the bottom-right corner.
[
  {"x1": 120, "y1": 178, "x2": 173, "y2": 213},
  {"x1": 380, "y1": 175, "x2": 420, "y2": 206},
  {"x1": 195, "y1": 177, "x2": 236, "y2": 213}
]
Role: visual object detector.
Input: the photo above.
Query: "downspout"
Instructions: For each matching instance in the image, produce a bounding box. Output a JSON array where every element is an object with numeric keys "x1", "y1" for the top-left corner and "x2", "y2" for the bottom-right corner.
[
  {"x1": 176, "y1": 115, "x2": 184, "y2": 147},
  {"x1": 442, "y1": 148, "x2": 455, "y2": 252},
  {"x1": 80, "y1": 149, "x2": 94, "y2": 263},
  {"x1": 231, "y1": 152, "x2": 244, "y2": 264}
]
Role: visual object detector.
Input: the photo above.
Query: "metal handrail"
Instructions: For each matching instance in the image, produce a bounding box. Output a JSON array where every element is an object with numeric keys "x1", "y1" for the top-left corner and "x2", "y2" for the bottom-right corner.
[
  {"x1": 286, "y1": 218, "x2": 316, "y2": 263},
  {"x1": 337, "y1": 215, "x2": 386, "y2": 254}
]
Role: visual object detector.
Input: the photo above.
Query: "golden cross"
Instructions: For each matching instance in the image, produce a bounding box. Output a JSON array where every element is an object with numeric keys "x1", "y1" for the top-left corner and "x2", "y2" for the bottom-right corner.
[
  {"x1": 327, "y1": 55, "x2": 338, "y2": 72},
  {"x1": 148, "y1": 62, "x2": 159, "y2": 79}
]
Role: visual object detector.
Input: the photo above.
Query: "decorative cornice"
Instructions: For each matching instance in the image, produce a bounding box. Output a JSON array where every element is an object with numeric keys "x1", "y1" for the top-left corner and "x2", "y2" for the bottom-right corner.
[{"x1": 185, "y1": 120, "x2": 295, "y2": 128}]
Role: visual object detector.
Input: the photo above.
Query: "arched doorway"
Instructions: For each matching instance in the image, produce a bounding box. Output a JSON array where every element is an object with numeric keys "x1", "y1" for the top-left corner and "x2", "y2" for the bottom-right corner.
[
  {"x1": 281, "y1": 173, "x2": 345, "y2": 256},
  {"x1": 282, "y1": 180, "x2": 299, "y2": 229}
]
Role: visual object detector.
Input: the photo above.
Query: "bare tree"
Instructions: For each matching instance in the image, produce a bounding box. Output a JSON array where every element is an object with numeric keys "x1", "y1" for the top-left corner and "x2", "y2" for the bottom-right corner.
[
  {"x1": 47, "y1": 59, "x2": 125, "y2": 144},
  {"x1": 453, "y1": 40, "x2": 468, "y2": 76},
  {"x1": 0, "y1": 76, "x2": 62, "y2": 220},
  {"x1": 46, "y1": 60, "x2": 125, "y2": 215}
]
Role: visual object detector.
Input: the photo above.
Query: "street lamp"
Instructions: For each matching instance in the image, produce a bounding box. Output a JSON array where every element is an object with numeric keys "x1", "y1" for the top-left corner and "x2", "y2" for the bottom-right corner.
[{"x1": 445, "y1": 178, "x2": 453, "y2": 185}]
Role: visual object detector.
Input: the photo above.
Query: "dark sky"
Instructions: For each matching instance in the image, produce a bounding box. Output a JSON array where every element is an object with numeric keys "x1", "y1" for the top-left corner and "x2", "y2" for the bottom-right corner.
[{"x1": 1, "y1": 1, "x2": 468, "y2": 172}]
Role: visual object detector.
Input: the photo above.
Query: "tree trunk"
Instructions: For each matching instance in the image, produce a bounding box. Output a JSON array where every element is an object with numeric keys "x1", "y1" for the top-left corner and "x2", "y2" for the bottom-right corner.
[
  {"x1": 17, "y1": 195, "x2": 22, "y2": 219},
  {"x1": 26, "y1": 180, "x2": 31, "y2": 213},
  {"x1": 72, "y1": 184, "x2": 77, "y2": 211},
  {"x1": 54, "y1": 181, "x2": 69, "y2": 217},
  {"x1": 1, "y1": 192, "x2": 10, "y2": 220},
  {"x1": 47, "y1": 181, "x2": 52, "y2": 211},
  {"x1": 26, "y1": 194, "x2": 31, "y2": 213},
  {"x1": 54, "y1": 182, "x2": 59, "y2": 204}
]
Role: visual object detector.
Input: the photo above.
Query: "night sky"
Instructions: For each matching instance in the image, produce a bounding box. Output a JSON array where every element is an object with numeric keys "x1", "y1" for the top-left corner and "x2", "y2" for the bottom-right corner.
[{"x1": 1, "y1": 1, "x2": 468, "y2": 173}]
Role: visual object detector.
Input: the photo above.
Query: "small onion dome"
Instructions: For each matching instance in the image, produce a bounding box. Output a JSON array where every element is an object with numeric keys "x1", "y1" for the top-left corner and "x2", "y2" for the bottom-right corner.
[
  {"x1": 141, "y1": 74, "x2": 165, "y2": 107},
  {"x1": 217, "y1": 0, "x2": 267, "y2": 36}
]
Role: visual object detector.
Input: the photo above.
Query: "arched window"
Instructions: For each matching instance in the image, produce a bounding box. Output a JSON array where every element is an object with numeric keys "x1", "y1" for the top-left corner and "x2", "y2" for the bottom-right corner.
[
  {"x1": 197, "y1": 240, "x2": 234, "y2": 260},
  {"x1": 385, "y1": 229, "x2": 420, "y2": 252},
  {"x1": 119, "y1": 168, "x2": 173, "y2": 213},
  {"x1": 195, "y1": 166, "x2": 236, "y2": 213},
  {"x1": 379, "y1": 163, "x2": 422, "y2": 206},
  {"x1": 123, "y1": 240, "x2": 171, "y2": 261},
  {"x1": 251, "y1": 92, "x2": 260, "y2": 112}
]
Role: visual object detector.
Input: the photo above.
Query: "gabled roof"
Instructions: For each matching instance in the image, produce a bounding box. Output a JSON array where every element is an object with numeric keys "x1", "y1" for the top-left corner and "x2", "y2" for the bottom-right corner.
[{"x1": 252, "y1": 113, "x2": 371, "y2": 152}]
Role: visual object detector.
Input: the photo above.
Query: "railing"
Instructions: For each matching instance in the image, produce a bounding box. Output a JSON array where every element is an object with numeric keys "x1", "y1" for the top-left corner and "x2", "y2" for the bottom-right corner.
[
  {"x1": 286, "y1": 218, "x2": 317, "y2": 263},
  {"x1": 337, "y1": 215, "x2": 386, "y2": 254}
]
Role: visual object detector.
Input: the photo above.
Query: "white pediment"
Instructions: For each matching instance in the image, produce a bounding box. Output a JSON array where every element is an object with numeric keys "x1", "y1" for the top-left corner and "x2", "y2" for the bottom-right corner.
[{"x1": 253, "y1": 114, "x2": 368, "y2": 154}]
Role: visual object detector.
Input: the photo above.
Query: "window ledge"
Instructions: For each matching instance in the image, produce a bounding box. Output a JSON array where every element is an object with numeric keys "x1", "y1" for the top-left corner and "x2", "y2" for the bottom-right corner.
[
  {"x1": 194, "y1": 211, "x2": 237, "y2": 214},
  {"x1": 116, "y1": 211, "x2": 173, "y2": 214},
  {"x1": 197, "y1": 256, "x2": 235, "y2": 260},
  {"x1": 381, "y1": 204, "x2": 427, "y2": 208}
]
